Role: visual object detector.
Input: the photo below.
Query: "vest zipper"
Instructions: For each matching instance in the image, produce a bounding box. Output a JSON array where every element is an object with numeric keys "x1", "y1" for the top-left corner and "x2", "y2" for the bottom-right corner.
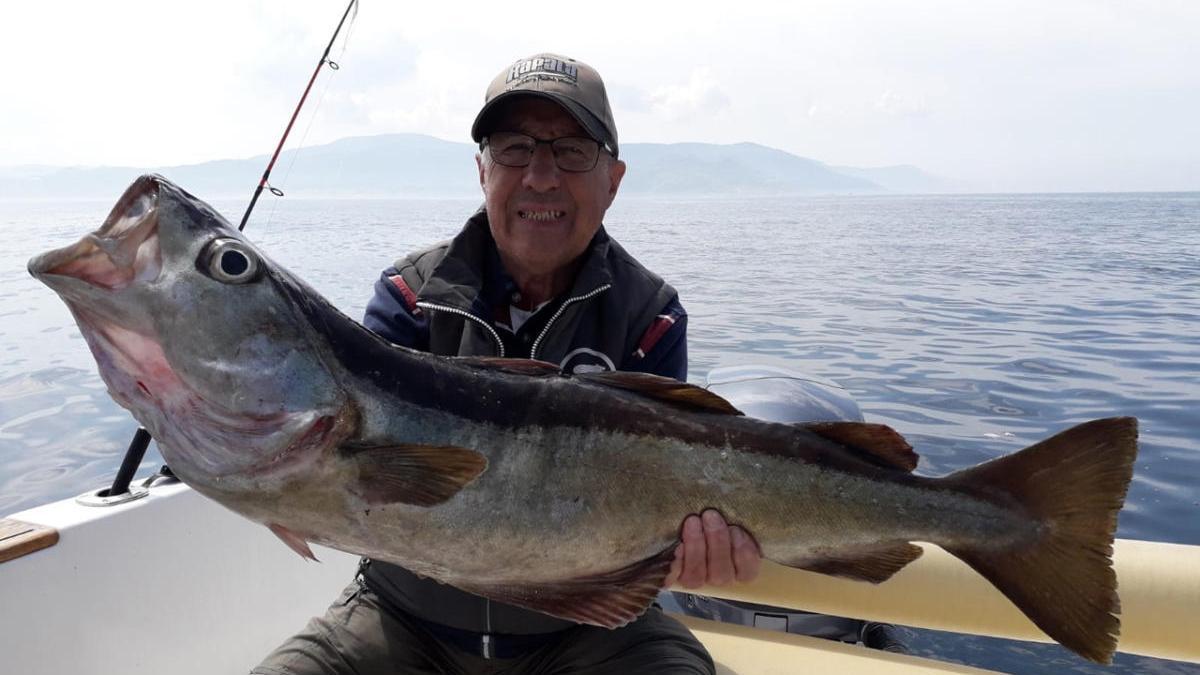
[
  {"x1": 415, "y1": 301, "x2": 506, "y2": 358},
  {"x1": 530, "y1": 284, "x2": 612, "y2": 359}
]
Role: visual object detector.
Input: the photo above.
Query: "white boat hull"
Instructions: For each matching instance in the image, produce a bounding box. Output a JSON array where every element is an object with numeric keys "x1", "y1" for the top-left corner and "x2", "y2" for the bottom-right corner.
[{"x1": 3, "y1": 477, "x2": 1197, "y2": 673}]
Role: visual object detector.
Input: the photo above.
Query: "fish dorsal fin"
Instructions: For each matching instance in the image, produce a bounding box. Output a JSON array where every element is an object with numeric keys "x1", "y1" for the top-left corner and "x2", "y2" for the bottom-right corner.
[
  {"x1": 454, "y1": 356, "x2": 562, "y2": 377},
  {"x1": 268, "y1": 523, "x2": 319, "y2": 562},
  {"x1": 455, "y1": 545, "x2": 677, "y2": 628},
  {"x1": 576, "y1": 371, "x2": 742, "y2": 415},
  {"x1": 777, "y1": 542, "x2": 924, "y2": 583},
  {"x1": 800, "y1": 421, "x2": 918, "y2": 472},
  {"x1": 342, "y1": 443, "x2": 488, "y2": 507}
]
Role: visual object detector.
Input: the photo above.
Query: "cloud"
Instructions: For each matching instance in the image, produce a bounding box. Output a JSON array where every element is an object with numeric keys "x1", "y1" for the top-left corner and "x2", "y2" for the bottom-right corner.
[
  {"x1": 875, "y1": 89, "x2": 929, "y2": 117},
  {"x1": 806, "y1": 102, "x2": 837, "y2": 119},
  {"x1": 648, "y1": 69, "x2": 731, "y2": 121}
]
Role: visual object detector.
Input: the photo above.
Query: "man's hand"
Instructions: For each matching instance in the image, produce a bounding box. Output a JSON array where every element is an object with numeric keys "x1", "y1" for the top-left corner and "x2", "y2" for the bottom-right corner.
[{"x1": 664, "y1": 509, "x2": 762, "y2": 589}]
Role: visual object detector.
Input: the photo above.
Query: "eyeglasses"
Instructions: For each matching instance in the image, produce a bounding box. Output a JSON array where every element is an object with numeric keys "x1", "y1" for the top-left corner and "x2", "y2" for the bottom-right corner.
[{"x1": 483, "y1": 131, "x2": 605, "y2": 173}]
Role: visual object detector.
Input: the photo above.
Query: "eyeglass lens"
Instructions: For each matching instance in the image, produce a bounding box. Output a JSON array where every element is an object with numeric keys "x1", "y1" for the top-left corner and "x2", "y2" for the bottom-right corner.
[{"x1": 487, "y1": 132, "x2": 601, "y2": 172}]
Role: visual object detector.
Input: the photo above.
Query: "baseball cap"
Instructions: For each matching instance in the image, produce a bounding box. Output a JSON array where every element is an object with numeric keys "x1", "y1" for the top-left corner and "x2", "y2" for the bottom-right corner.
[{"x1": 471, "y1": 53, "x2": 619, "y2": 158}]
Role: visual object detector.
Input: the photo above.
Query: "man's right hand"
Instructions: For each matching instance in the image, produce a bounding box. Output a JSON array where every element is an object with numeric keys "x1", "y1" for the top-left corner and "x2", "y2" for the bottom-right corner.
[{"x1": 664, "y1": 509, "x2": 762, "y2": 589}]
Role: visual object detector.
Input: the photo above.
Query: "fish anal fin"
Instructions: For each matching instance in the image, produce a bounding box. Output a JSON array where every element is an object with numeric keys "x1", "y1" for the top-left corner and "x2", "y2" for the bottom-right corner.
[
  {"x1": 268, "y1": 523, "x2": 319, "y2": 562},
  {"x1": 577, "y1": 371, "x2": 742, "y2": 416},
  {"x1": 455, "y1": 356, "x2": 561, "y2": 376},
  {"x1": 801, "y1": 422, "x2": 918, "y2": 472},
  {"x1": 344, "y1": 443, "x2": 488, "y2": 507},
  {"x1": 456, "y1": 546, "x2": 677, "y2": 628},
  {"x1": 779, "y1": 542, "x2": 923, "y2": 583}
]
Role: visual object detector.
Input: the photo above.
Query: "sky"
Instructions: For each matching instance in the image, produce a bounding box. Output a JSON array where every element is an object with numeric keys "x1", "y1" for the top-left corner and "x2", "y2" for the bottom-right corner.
[{"x1": 2, "y1": 0, "x2": 1197, "y2": 192}]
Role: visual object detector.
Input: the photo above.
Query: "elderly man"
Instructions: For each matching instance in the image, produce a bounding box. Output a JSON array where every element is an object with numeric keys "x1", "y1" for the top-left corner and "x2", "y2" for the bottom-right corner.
[{"x1": 252, "y1": 53, "x2": 760, "y2": 675}]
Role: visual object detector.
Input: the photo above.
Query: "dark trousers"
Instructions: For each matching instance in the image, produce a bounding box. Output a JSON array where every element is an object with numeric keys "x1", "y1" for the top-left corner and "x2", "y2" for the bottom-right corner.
[{"x1": 251, "y1": 580, "x2": 715, "y2": 675}]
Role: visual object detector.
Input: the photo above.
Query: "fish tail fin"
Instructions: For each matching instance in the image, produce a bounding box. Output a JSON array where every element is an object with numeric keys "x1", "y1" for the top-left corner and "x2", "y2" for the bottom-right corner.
[{"x1": 942, "y1": 416, "x2": 1137, "y2": 664}]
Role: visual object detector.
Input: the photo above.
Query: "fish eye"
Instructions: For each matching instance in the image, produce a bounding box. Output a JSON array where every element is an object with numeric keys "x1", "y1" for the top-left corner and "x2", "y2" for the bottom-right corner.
[{"x1": 205, "y1": 238, "x2": 260, "y2": 284}]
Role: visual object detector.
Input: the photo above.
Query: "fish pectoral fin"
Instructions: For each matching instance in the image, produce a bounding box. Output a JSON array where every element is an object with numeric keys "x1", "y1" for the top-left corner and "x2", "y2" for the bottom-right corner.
[
  {"x1": 455, "y1": 545, "x2": 677, "y2": 629},
  {"x1": 799, "y1": 422, "x2": 918, "y2": 472},
  {"x1": 576, "y1": 371, "x2": 742, "y2": 415},
  {"x1": 344, "y1": 443, "x2": 488, "y2": 507},
  {"x1": 778, "y1": 542, "x2": 923, "y2": 583},
  {"x1": 454, "y1": 356, "x2": 562, "y2": 376},
  {"x1": 268, "y1": 523, "x2": 319, "y2": 562}
]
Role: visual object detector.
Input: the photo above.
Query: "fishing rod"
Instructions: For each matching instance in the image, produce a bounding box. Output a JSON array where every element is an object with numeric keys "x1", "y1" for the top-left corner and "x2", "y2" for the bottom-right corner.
[
  {"x1": 238, "y1": 0, "x2": 359, "y2": 231},
  {"x1": 103, "y1": 0, "x2": 359, "y2": 499}
]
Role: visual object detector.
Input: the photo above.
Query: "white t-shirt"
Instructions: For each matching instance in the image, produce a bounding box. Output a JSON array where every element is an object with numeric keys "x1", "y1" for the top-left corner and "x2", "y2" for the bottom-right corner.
[{"x1": 507, "y1": 300, "x2": 551, "y2": 333}]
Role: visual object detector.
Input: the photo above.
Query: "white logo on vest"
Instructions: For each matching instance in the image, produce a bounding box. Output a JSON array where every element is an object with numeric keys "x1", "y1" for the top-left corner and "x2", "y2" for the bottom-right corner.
[{"x1": 559, "y1": 347, "x2": 615, "y2": 374}]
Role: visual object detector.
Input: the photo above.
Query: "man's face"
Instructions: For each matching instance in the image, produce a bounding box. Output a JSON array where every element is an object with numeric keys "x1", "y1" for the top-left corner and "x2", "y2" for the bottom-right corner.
[{"x1": 476, "y1": 97, "x2": 626, "y2": 280}]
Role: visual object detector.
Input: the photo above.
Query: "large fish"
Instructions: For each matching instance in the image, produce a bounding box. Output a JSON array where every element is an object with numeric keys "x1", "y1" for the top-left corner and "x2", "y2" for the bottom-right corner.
[{"x1": 29, "y1": 175, "x2": 1137, "y2": 663}]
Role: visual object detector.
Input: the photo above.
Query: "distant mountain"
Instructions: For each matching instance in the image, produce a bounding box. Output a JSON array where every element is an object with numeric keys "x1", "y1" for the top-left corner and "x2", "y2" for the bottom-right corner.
[
  {"x1": 830, "y1": 164, "x2": 960, "y2": 194},
  {"x1": 619, "y1": 142, "x2": 876, "y2": 195},
  {"x1": 0, "y1": 165, "x2": 60, "y2": 179},
  {"x1": 0, "y1": 134, "x2": 956, "y2": 199}
]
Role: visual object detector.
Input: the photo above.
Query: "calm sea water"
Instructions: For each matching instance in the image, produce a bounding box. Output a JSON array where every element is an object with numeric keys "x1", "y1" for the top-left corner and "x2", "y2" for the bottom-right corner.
[{"x1": 1, "y1": 192, "x2": 1197, "y2": 673}]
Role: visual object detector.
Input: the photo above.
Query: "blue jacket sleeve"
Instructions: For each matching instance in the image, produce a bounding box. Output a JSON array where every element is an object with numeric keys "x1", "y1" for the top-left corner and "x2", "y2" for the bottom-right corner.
[
  {"x1": 624, "y1": 295, "x2": 688, "y2": 382},
  {"x1": 362, "y1": 267, "x2": 430, "y2": 351}
]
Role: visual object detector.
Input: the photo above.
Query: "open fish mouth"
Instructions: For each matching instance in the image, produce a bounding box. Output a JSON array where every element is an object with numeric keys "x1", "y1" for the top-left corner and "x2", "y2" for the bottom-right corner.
[
  {"x1": 27, "y1": 175, "x2": 172, "y2": 407},
  {"x1": 28, "y1": 174, "x2": 163, "y2": 291}
]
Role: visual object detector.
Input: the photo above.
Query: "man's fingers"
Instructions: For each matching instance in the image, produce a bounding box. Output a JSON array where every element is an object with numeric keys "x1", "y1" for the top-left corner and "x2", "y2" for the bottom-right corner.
[
  {"x1": 678, "y1": 515, "x2": 707, "y2": 588},
  {"x1": 663, "y1": 544, "x2": 683, "y2": 588},
  {"x1": 672, "y1": 513, "x2": 763, "y2": 589},
  {"x1": 731, "y1": 526, "x2": 762, "y2": 583},
  {"x1": 702, "y1": 509, "x2": 735, "y2": 586}
]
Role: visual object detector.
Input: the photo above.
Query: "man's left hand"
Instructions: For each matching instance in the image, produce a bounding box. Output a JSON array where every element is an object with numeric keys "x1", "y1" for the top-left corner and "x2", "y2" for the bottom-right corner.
[{"x1": 664, "y1": 509, "x2": 762, "y2": 589}]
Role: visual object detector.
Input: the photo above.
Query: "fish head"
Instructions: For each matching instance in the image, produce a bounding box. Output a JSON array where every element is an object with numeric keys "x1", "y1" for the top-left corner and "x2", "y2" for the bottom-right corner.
[{"x1": 28, "y1": 174, "x2": 351, "y2": 485}]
